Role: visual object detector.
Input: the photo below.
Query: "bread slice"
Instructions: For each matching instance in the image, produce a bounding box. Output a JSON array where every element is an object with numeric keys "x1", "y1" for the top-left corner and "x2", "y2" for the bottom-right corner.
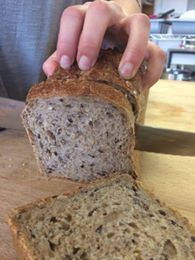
[
  {"x1": 8, "y1": 175, "x2": 195, "y2": 260},
  {"x1": 22, "y1": 50, "x2": 147, "y2": 182}
]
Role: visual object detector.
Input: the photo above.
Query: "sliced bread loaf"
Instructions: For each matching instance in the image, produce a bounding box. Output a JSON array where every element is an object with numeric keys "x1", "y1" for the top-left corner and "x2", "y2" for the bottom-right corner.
[
  {"x1": 8, "y1": 174, "x2": 195, "y2": 260},
  {"x1": 22, "y1": 50, "x2": 147, "y2": 182}
]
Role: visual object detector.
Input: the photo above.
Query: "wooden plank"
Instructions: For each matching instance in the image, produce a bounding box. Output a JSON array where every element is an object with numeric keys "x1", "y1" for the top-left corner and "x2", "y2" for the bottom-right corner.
[
  {"x1": 140, "y1": 79, "x2": 195, "y2": 225},
  {"x1": 139, "y1": 151, "x2": 195, "y2": 226},
  {"x1": 145, "y1": 79, "x2": 195, "y2": 132}
]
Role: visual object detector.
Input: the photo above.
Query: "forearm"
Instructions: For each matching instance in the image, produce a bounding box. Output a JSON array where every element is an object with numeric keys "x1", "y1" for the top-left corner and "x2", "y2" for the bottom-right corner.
[{"x1": 112, "y1": 0, "x2": 141, "y2": 15}]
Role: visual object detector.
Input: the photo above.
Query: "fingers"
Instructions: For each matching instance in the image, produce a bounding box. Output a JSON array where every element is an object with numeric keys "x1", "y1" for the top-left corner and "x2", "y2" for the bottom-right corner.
[
  {"x1": 57, "y1": 5, "x2": 87, "y2": 69},
  {"x1": 46, "y1": 0, "x2": 164, "y2": 89},
  {"x1": 76, "y1": 0, "x2": 123, "y2": 70},
  {"x1": 119, "y1": 14, "x2": 150, "y2": 79},
  {"x1": 143, "y1": 42, "x2": 166, "y2": 89},
  {"x1": 57, "y1": 0, "x2": 124, "y2": 71},
  {"x1": 42, "y1": 51, "x2": 58, "y2": 77}
]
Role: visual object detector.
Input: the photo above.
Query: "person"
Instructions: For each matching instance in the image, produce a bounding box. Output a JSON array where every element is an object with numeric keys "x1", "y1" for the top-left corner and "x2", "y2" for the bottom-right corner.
[{"x1": 0, "y1": 0, "x2": 165, "y2": 101}]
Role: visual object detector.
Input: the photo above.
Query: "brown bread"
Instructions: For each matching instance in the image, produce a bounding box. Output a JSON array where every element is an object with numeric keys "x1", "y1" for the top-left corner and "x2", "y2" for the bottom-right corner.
[
  {"x1": 8, "y1": 174, "x2": 195, "y2": 260},
  {"x1": 22, "y1": 50, "x2": 148, "y2": 182}
]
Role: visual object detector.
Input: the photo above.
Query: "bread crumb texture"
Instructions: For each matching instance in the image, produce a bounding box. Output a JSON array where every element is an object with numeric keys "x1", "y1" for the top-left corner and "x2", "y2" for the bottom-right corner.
[
  {"x1": 13, "y1": 176, "x2": 195, "y2": 260},
  {"x1": 22, "y1": 96, "x2": 134, "y2": 181}
]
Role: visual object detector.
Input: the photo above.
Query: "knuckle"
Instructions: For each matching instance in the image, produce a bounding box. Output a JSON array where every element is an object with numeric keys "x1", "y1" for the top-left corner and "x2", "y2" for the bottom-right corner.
[
  {"x1": 158, "y1": 49, "x2": 166, "y2": 63},
  {"x1": 156, "y1": 46, "x2": 167, "y2": 63},
  {"x1": 132, "y1": 13, "x2": 150, "y2": 28},
  {"x1": 62, "y1": 6, "x2": 83, "y2": 20},
  {"x1": 129, "y1": 47, "x2": 145, "y2": 63},
  {"x1": 148, "y1": 42, "x2": 167, "y2": 64},
  {"x1": 78, "y1": 41, "x2": 98, "y2": 53},
  {"x1": 90, "y1": 0, "x2": 110, "y2": 15}
]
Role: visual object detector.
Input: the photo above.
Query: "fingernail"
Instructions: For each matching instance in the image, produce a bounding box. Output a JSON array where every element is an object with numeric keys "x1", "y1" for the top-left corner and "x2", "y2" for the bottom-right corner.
[
  {"x1": 78, "y1": 55, "x2": 91, "y2": 70},
  {"x1": 119, "y1": 62, "x2": 135, "y2": 79},
  {"x1": 60, "y1": 55, "x2": 71, "y2": 69}
]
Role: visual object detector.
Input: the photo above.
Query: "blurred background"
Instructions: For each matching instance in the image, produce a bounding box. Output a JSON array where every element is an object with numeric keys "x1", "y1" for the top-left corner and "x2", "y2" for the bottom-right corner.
[{"x1": 142, "y1": 0, "x2": 195, "y2": 82}]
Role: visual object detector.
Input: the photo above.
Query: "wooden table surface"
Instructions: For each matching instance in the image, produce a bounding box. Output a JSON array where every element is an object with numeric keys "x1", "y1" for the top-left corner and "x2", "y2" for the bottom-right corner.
[{"x1": 0, "y1": 79, "x2": 195, "y2": 259}]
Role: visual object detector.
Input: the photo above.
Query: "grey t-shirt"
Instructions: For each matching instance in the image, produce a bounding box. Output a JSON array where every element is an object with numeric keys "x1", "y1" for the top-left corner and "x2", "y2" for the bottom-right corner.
[{"x1": 0, "y1": 0, "x2": 84, "y2": 100}]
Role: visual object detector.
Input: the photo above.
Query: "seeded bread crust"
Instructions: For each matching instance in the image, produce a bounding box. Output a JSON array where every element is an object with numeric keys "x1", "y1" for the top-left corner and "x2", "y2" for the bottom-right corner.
[
  {"x1": 8, "y1": 174, "x2": 195, "y2": 260},
  {"x1": 26, "y1": 50, "x2": 146, "y2": 120},
  {"x1": 27, "y1": 79, "x2": 133, "y2": 122}
]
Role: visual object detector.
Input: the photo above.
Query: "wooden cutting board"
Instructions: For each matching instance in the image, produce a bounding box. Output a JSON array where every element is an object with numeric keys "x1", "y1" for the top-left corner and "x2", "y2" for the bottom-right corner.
[
  {"x1": 140, "y1": 79, "x2": 195, "y2": 225},
  {"x1": 0, "y1": 79, "x2": 195, "y2": 259}
]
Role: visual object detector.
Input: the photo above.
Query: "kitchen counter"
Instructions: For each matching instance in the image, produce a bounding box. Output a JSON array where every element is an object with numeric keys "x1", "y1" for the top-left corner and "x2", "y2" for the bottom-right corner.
[{"x1": 0, "y1": 79, "x2": 195, "y2": 259}]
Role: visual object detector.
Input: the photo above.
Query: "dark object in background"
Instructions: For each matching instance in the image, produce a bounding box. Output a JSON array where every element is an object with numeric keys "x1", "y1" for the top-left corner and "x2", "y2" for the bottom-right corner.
[{"x1": 0, "y1": 127, "x2": 6, "y2": 132}]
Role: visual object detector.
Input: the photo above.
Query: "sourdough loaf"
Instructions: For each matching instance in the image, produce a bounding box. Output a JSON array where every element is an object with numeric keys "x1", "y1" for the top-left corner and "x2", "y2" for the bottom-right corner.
[
  {"x1": 8, "y1": 174, "x2": 195, "y2": 260},
  {"x1": 22, "y1": 50, "x2": 147, "y2": 182}
]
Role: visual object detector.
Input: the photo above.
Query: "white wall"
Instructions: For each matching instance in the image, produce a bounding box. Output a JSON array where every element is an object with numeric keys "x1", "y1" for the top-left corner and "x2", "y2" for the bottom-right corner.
[
  {"x1": 154, "y1": 0, "x2": 189, "y2": 14},
  {"x1": 188, "y1": 0, "x2": 195, "y2": 10}
]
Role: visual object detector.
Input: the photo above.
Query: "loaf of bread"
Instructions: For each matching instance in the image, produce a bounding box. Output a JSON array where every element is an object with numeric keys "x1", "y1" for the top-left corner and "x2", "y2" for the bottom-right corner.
[
  {"x1": 22, "y1": 50, "x2": 147, "y2": 182},
  {"x1": 8, "y1": 174, "x2": 195, "y2": 260}
]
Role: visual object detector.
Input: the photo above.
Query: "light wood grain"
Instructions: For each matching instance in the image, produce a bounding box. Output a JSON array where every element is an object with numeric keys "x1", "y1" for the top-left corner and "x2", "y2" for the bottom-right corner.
[
  {"x1": 139, "y1": 152, "x2": 195, "y2": 225},
  {"x1": 0, "y1": 130, "x2": 83, "y2": 260},
  {"x1": 140, "y1": 79, "x2": 195, "y2": 225},
  {"x1": 0, "y1": 79, "x2": 195, "y2": 259},
  {"x1": 145, "y1": 80, "x2": 195, "y2": 132}
]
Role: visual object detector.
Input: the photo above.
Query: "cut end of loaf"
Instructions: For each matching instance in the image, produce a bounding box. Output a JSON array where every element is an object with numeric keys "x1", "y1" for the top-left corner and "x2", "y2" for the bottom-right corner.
[
  {"x1": 22, "y1": 96, "x2": 134, "y2": 181},
  {"x1": 8, "y1": 175, "x2": 195, "y2": 259},
  {"x1": 22, "y1": 49, "x2": 148, "y2": 182}
]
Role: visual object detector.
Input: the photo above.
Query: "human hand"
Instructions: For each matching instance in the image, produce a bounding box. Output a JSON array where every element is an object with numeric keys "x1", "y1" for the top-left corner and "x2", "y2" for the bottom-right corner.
[{"x1": 43, "y1": 0, "x2": 166, "y2": 89}]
